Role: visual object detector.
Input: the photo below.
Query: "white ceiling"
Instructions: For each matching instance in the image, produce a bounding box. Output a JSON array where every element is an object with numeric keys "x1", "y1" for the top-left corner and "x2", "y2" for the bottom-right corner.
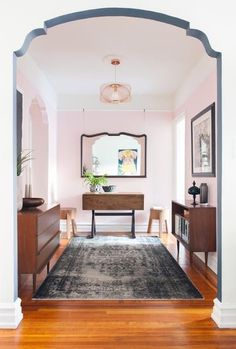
[{"x1": 23, "y1": 16, "x2": 207, "y2": 98}]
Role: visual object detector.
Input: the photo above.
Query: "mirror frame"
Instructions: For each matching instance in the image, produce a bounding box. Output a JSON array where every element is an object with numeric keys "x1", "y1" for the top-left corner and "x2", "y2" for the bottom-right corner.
[{"x1": 81, "y1": 132, "x2": 147, "y2": 178}]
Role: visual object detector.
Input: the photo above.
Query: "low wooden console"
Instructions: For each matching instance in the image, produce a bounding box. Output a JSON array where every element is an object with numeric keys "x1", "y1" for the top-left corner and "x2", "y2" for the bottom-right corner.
[
  {"x1": 18, "y1": 203, "x2": 60, "y2": 293},
  {"x1": 172, "y1": 200, "x2": 216, "y2": 266},
  {"x1": 82, "y1": 192, "x2": 144, "y2": 238}
]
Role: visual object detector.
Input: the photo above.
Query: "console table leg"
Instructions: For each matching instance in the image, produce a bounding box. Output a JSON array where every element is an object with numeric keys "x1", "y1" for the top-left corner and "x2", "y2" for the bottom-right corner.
[
  {"x1": 205, "y1": 252, "x2": 208, "y2": 266},
  {"x1": 94, "y1": 214, "x2": 96, "y2": 235},
  {"x1": 33, "y1": 273, "x2": 36, "y2": 294},
  {"x1": 47, "y1": 262, "x2": 50, "y2": 274},
  {"x1": 18, "y1": 274, "x2": 21, "y2": 293},
  {"x1": 131, "y1": 210, "x2": 136, "y2": 238},
  {"x1": 190, "y1": 251, "x2": 193, "y2": 263},
  {"x1": 89, "y1": 210, "x2": 95, "y2": 238},
  {"x1": 66, "y1": 214, "x2": 70, "y2": 240},
  {"x1": 177, "y1": 240, "x2": 180, "y2": 256}
]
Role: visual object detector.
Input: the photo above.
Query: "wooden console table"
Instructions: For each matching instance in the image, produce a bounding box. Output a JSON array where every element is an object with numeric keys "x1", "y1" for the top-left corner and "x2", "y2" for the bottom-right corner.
[
  {"x1": 82, "y1": 192, "x2": 144, "y2": 238},
  {"x1": 172, "y1": 200, "x2": 216, "y2": 266}
]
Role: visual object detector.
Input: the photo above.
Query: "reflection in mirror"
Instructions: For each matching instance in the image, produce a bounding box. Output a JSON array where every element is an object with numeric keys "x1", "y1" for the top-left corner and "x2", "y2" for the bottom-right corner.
[{"x1": 81, "y1": 132, "x2": 147, "y2": 177}]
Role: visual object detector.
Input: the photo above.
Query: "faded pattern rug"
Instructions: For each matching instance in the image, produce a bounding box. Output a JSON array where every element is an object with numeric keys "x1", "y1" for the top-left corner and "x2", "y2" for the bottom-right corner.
[{"x1": 34, "y1": 236, "x2": 203, "y2": 299}]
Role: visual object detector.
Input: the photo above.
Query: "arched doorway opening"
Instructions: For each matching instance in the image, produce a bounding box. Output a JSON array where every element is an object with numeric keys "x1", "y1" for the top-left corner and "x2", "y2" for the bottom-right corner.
[{"x1": 14, "y1": 6, "x2": 222, "y2": 316}]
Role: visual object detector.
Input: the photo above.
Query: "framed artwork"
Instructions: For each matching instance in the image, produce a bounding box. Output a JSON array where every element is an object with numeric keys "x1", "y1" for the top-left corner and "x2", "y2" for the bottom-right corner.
[
  {"x1": 118, "y1": 149, "x2": 138, "y2": 175},
  {"x1": 191, "y1": 103, "x2": 215, "y2": 177}
]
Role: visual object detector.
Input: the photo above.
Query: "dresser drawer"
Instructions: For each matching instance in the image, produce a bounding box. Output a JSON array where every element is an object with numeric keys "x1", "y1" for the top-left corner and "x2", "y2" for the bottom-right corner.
[
  {"x1": 37, "y1": 220, "x2": 60, "y2": 253},
  {"x1": 37, "y1": 205, "x2": 60, "y2": 235},
  {"x1": 36, "y1": 233, "x2": 60, "y2": 272}
]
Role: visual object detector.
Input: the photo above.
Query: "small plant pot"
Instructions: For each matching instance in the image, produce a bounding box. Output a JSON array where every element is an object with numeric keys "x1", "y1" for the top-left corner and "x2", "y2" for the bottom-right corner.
[{"x1": 90, "y1": 185, "x2": 100, "y2": 193}]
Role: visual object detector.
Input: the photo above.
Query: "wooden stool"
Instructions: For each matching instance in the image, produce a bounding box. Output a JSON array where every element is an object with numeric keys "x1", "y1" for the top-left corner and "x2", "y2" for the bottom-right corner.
[
  {"x1": 60, "y1": 207, "x2": 77, "y2": 239},
  {"x1": 147, "y1": 207, "x2": 168, "y2": 237}
]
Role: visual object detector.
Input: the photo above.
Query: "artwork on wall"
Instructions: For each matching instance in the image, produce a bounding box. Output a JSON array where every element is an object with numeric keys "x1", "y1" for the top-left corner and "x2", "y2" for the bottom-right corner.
[
  {"x1": 118, "y1": 149, "x2": 138, "y2": 175},
  {"x1": 81, "y1": 132, "x2": 146, "y2": 177},
  {"x1": 191, "y1": 103, "x2": 215, "y2": 177}
]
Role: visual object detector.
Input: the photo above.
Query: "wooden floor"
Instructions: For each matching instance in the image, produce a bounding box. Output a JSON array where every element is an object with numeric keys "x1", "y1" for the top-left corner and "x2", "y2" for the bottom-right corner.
[{"x1": 1, "y1": 232, "x2": 236, "y2": 348}]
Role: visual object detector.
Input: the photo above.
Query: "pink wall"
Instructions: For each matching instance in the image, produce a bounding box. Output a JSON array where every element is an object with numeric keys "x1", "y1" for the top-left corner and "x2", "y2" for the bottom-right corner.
[
  {"x1": 30, "y1": 100, "x2": 49, "y2": 200},
  {"x1": 17, "y1": 67, "x2": 57, "y2": 203},
  {"x1": 175, "y1": 71, "x2": 217, "y2": 206},
  {"x1": 175, "y1": 70, "x2": 217, "y2": 272},
  {"x1": 57, "y1": 110, "x2": 174, "y2": 230}
]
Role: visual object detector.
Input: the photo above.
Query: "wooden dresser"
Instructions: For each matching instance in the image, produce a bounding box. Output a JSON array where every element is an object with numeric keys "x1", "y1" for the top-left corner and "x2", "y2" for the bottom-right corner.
[{"x1": 18, "y1": 203, "x2": 60, "y2": 292}]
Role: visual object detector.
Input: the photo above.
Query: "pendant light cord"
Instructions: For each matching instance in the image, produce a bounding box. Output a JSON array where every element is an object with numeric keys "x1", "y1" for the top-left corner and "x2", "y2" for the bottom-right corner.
[{"x1": 114, "y1": 63, "x2": 117, "y2": 83}]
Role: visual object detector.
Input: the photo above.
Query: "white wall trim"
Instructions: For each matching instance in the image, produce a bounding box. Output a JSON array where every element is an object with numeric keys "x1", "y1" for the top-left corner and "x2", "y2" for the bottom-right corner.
[
  {"x1": 211, "y1": 298, "x2": 236, "y2": 328},
  {"x1": 0, "y1": 298, "x2": 23, "y2": 329},
  {"x1": 194, "y1": 251, "x2": 217, "y2": 274},
  {"x1": 57, "y1": 93, "x2": 174, "y2": 111}
]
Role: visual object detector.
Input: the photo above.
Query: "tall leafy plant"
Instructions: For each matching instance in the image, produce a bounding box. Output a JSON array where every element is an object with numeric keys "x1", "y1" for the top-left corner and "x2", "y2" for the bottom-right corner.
[{"x1": 17, "y1": 150, "x2": 33, "y2": 176}]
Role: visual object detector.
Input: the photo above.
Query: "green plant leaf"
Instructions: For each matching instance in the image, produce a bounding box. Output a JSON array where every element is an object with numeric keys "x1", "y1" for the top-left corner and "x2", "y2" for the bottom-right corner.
[
  {"x1": 17, "y1": 150, "x2": 33, "y2": 176},
  {"x1": 83, "y1": 171, "x2": 108, "y2": 186}
]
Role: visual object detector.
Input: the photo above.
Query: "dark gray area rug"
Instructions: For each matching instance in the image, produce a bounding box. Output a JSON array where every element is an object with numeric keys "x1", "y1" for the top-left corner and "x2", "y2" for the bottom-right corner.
[{"x1": 34, "y1": 236, "x2": 203, "y2": 300}]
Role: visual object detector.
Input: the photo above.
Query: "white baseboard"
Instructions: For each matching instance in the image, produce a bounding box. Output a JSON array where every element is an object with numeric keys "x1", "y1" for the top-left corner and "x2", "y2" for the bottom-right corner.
[
  {"x1": 60, "y1": 222, "x2": 160, "y2": 234},
  {"x1": 211, "y1": 298, "x2": 236, "y2": 328},
  {"x1": 0, "y1": 297, "x2": 23, "y2": 329},
  {"x1": 194, "y1": 252, "x2": 217, "y2": 274}
]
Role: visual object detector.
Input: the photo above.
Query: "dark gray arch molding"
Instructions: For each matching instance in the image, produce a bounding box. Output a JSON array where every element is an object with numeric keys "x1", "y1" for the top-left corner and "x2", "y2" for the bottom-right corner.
[
  {"x1": 13, "y1": 6, "x2": 222, "y2": 301},
  {"x1": 45, "y1": 7, "x2": 190, "y2": 29},
  {"x1": 187, "y1": 28, "x2": 220, "y2": 58},
  {"x1": 16, "y1": 7, "x2": 207, "y2": 57},
  {"x1": 15, "y1": 28, "x2": 48, "y2": 58},
  {"x1": 15, "y1": 9, "x2": 221, "y2": 61}
]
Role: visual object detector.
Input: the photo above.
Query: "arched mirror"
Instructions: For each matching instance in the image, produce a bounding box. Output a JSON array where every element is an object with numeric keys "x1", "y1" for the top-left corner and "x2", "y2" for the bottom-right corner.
[{"x1": 81, "y1": 132, "x2": 147, "y2": 177}]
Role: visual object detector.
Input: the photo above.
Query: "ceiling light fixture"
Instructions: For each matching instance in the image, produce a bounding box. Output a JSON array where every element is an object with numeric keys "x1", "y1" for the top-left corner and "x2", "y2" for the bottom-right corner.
[{"x1": 100, "y1": 58, "x2": 131, "y2": 104}]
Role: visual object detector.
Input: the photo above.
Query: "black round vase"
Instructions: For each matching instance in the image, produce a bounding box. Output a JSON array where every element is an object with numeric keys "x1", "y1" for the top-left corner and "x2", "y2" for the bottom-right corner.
[
  {"x1": 200, "y1": 183, "x2": 208, "y2": 204},
  {"x1": 188, "y1": 181, "x2": 200, "y2": 205}
]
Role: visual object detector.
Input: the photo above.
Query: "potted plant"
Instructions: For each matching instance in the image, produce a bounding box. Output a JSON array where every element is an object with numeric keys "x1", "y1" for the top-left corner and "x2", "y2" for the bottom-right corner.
[
  {"x1": 84, "y1": 171, "x2": 108, "y2": 193},
  {"x1": 17, "y1": 150, "x2": 33, "y2": 176},
  {"x1": 17, "y1": 150, "x2": 33, "y2": 210}
]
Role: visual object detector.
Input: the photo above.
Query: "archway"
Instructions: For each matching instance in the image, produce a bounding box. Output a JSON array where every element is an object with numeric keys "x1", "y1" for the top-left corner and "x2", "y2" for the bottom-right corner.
[{"x1": 14, "y1": 7, "x2": 222, "y2": 322}]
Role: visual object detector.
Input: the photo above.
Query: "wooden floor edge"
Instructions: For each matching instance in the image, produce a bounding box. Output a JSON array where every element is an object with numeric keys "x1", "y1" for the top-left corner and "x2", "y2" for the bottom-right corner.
[{"x1": 192, "y1": 253, "x2": 217, "y2": 289}]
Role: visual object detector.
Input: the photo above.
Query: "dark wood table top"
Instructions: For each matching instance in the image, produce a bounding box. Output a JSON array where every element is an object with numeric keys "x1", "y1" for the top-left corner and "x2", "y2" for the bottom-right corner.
[{"x1": 82, "y1": 192, "x2": 144, "y2": 210}]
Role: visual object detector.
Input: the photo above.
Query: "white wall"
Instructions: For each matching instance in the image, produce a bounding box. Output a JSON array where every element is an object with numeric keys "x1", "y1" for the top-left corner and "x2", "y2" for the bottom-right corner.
[
  {"x1": 1, "y1": 0, "x2": 236, "y2": 328},
  {"x1": 57, "y1": 110, "x2": 173, "y2": 231}
]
